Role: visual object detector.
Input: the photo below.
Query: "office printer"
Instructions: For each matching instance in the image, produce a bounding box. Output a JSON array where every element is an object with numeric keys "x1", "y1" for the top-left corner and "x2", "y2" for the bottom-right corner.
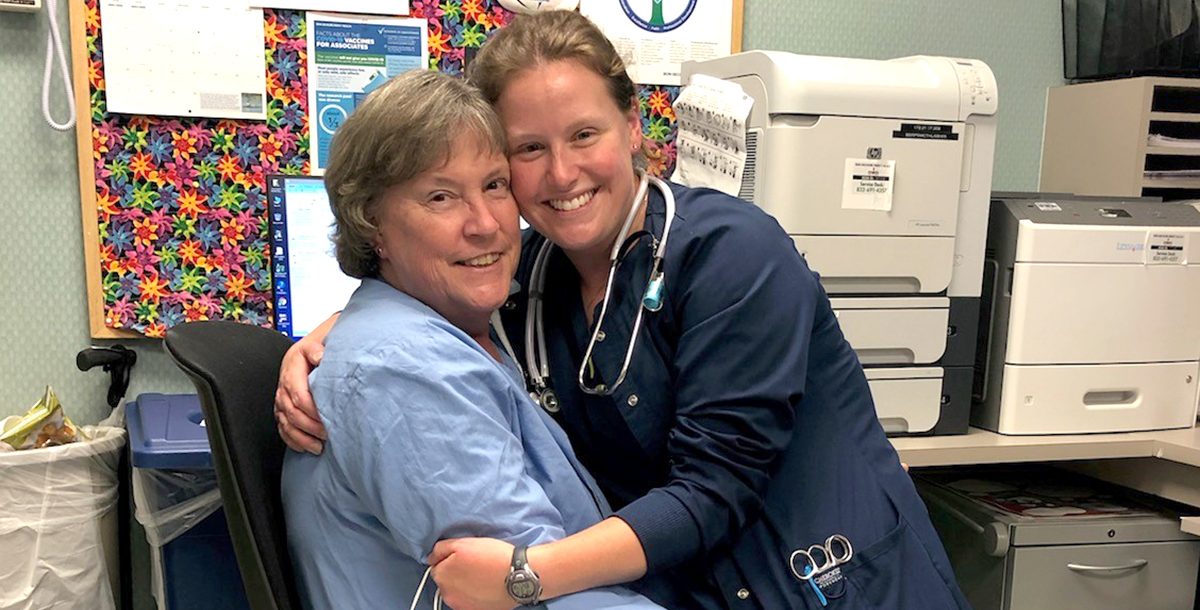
[
  {"x1": 975, "y1": 197, "x2": 1200, "y2": 434},
  {"x1": 681, "y1": 52, "x2": 998, "y2": 435}
]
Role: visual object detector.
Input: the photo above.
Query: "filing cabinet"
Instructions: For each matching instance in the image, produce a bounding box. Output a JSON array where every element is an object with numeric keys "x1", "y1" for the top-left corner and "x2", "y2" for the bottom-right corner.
[{"x1": 917, "y1": 468, "x2": 1200, "y2": 610}]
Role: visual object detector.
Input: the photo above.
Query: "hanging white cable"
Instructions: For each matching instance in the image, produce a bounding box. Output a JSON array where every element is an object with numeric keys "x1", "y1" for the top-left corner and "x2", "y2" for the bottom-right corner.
[
  {"x1": 42, "y1": 0, "x2": 77, "y2": 131},
  {"x1": 409, "y1": 567, "x2": 444, "y2": 610}
]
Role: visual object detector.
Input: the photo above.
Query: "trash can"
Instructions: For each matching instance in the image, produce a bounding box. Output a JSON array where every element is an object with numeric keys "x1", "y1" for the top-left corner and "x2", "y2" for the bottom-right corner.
[
  {"x1": 127, "y1": 393, "x2": 250, "y2": 610},
  {"x1": 0, "y1": 425, "x2": 126, "y2": 610}
]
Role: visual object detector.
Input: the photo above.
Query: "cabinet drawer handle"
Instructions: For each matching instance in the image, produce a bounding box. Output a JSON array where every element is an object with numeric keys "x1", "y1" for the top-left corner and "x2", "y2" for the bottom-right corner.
[{"x1": 1067, "y1": 559, "x2": 1148, "y2": 574}]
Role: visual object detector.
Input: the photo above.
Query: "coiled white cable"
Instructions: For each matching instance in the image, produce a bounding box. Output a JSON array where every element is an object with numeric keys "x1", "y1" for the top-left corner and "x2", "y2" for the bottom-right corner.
[
  {"x1": 42, "y1": 0, "x2": 77, "y2": 132},
  {"x1": 409, "y1": 567, "x2": 444, "y2": 610}
]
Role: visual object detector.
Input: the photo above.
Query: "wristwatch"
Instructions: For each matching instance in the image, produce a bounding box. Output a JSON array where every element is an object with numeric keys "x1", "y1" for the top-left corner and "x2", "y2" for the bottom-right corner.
[{"x1": 505, "y1": 545, "x2": 543, "y2": 606}]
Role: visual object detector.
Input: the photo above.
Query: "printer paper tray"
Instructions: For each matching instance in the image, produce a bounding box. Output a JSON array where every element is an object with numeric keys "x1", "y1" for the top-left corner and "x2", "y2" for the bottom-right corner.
[
  {"x1": 865, "y1": 367, "x2": 943, "y2": 434},
  {"x1": 989, "y1": 361, "x2": 1200, "y2": 435},
  {"x1": 795, "y1": 235, "x2": 954, "y2": 294},
  {"x1": 832, "y1": 297, "x2": 949, "y2": 364}
]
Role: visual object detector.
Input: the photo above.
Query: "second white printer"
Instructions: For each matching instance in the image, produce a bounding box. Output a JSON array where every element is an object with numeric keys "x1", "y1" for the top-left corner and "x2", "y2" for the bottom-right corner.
[{"x1": 975, "y1": 198, "x2": 1200, "y2": 435}]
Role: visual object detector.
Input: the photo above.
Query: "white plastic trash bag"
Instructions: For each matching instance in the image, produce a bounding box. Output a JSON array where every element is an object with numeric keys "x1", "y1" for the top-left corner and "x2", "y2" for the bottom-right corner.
[
  {"x1": 131, "y1": 466, "x2": 221, "y2": 547},
  {"x1": 0, "y1": 425, "x2": 126, "y2": 610},
  {"x1": 131, "y1": 466, "x2": 222, "y2": 610}
]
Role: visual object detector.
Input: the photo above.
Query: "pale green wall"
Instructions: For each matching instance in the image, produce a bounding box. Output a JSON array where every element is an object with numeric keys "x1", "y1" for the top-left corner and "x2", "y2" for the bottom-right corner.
[{"x1": 742, "y1": 0, "x2": 1065, "y2": 192}]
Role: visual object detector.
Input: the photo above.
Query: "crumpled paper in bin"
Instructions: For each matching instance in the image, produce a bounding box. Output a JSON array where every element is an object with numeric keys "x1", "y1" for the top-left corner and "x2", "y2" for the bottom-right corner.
[{"x1": 1, "y1": 387, "x2": 86, "y2": 451}]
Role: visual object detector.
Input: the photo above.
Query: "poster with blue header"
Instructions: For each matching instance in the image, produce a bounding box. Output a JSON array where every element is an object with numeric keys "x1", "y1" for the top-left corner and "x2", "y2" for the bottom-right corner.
[{"x1": 306, "y1": 13, "x2": 428, "y2": 174}]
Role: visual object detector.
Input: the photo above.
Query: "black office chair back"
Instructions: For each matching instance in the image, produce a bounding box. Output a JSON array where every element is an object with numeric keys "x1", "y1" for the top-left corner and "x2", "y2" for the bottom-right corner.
[{"x1": 165, "y1": 320, "x2": 301, "y2": 610}]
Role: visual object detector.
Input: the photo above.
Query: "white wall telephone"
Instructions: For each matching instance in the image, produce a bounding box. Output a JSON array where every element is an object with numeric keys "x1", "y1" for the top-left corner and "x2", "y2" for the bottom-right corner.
[{"x1": 1, "y1": 0, "x2": 75, "y2": 129}]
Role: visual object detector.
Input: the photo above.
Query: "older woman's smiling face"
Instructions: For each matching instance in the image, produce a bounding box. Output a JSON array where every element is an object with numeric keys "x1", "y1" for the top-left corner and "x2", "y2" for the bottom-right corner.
[{"x1": 374, "y1": 135, "x2": 519, "y2": 335}]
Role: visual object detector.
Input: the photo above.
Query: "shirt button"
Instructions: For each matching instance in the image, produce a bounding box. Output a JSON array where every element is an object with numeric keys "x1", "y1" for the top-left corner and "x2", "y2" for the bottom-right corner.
[
  {"x1": 736, "y1": 588, "x2": 750, "y2": 600},
  {"x1": 626, "y1": 394, "x2": 639, "y2": 407},
  {"x1": 596, "y1": 330, "x2": 606, "y2": 342}
]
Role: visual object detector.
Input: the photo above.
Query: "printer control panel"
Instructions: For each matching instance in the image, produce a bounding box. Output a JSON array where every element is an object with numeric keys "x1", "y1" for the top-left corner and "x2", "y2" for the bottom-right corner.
[{"x1": 950, "y1": 59, "x2": 998, "y2": 117}]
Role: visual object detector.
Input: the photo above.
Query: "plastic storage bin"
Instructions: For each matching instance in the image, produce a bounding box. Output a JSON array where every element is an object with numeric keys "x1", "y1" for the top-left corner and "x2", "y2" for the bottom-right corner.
[
  {"x1": 128, "y1": 393, "x2": 250, "y2": 610},
  {"x1": 0, "y1": 425, "x2": 126, "y2": 610}
]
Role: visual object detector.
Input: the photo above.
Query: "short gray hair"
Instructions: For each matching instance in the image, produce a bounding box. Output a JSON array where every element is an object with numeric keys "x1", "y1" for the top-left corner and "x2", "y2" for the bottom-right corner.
[{"x1": 325, "y1": 70, "x2": 507, "y2": 278}]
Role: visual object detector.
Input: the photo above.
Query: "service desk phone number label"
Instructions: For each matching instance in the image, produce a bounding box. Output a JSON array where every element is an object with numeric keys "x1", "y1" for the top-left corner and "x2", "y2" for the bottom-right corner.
[
  {"x1": 842, "y1": 158, "x2": 896, "y2": 212},
  {"x1": 1146, "y1": 232, "x2": 1189, "y2": 265}
]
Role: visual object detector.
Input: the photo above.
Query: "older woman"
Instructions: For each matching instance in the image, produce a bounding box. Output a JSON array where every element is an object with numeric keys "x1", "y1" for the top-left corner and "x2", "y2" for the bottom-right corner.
[{"x1": 279, "y1": 70, "x2": 660, "y2": 610}]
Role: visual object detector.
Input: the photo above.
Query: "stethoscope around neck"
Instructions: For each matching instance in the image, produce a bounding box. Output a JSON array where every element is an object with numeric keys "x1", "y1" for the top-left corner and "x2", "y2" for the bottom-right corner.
[{"x1": 492, "y1": 173, "x2": 676, "y2": 413}]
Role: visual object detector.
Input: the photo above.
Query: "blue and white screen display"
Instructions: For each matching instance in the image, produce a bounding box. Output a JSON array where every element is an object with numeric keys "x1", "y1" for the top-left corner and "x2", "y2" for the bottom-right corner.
[{"x1": 269, "y1": 175, "x2": 359, "y2": 339}]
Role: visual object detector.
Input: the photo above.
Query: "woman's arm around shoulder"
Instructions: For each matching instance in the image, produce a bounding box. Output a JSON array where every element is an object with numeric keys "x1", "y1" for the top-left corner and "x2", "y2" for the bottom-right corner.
[
  {"x1": 275, "y1": 313, "x2": 339, "y2": 454},
  {"x1": 618, "y1": 190, "x2": 823, "y2": 569}
]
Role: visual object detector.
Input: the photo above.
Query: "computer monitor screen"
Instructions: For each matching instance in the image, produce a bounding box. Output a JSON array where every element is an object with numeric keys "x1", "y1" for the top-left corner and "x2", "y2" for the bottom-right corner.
[{"x1": 268, "y1": 175, "x2": 359, "y2": 339}]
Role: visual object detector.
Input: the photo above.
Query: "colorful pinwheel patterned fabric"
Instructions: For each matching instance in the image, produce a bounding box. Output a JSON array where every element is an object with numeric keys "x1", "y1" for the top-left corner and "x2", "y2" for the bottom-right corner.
[
  {"x1": 86, "y1": 0, "x2": 678, "y2": 336},
  {"x1": 87, "y1": 2, "x2": 309, "y2": 336},
  {"x1": 412, "y1": 0, "x2": 514, "y2": 74},
  {"x1": 638, "y1": 84, "x2": 680, "y2": 179}
]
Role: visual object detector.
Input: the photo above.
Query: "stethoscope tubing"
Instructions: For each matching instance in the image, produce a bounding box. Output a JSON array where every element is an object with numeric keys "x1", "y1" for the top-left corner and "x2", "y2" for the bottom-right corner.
[
  {"x1": 496, "y1": 173, "x2": 676, "y2": 408},
  {"x1": 575, "y1": 173, "x2": 652, "y2": 395}
]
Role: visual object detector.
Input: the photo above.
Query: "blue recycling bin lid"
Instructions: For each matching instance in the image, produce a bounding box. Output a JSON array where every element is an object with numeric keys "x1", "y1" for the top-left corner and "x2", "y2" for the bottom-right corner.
[{"x1": 126, "y1": 393, "x2": 213, "y2": 469}]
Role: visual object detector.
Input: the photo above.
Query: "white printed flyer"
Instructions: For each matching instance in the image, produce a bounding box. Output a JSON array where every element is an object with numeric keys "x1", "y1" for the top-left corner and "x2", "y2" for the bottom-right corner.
[
  {"x1": 307, "y1": 12, "x2": 428, "y2": 174},
  {"x1": 580, "y1": 0, "x2": 736, "y2": 86}
]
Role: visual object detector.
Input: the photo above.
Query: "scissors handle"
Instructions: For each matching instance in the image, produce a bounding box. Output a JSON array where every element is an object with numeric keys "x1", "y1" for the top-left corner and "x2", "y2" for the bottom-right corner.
[
  {"x1": 788, "y1": 535, "x2": 854, "y2": 581},
  {"x1": 789, "y1": 548, "x2": 817, "y2": 581},
  {"x1": 826, "y1": 534, "x2": 854, "y2": 564}
]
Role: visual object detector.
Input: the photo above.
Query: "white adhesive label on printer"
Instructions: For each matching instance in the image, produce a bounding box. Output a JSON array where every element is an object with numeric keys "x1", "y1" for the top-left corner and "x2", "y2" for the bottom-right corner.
[
  {"x1": 842, "y1": 159, "x2": 895, "y2": 211},
  {"x1": 1145, "y1": 232, "x2": 1188, "y2": 265},
  {"x1": 1034, "y1": 201, "x2": 1062, "y2": 212}
]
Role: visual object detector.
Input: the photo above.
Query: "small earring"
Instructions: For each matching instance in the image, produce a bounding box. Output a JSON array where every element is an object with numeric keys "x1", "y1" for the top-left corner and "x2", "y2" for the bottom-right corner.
[{"x1": 375, "y1": 246, "x2": 383, "y2": 256}]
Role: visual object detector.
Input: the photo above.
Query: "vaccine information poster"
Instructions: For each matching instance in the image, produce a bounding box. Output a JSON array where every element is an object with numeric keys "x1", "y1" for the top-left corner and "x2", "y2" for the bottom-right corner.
[{"x1": 306, "y1": 13, "x2": 428, "y2": 174}]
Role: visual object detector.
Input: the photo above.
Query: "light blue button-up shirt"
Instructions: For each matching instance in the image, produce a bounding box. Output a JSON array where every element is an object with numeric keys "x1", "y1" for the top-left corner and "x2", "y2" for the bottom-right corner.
[{"x1": 281, "y1": 279, "x2": 659, "y2": 610}]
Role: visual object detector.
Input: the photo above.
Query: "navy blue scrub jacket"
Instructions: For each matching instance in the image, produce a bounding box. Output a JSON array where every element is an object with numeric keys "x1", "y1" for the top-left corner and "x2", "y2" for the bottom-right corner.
[{"x1": 500, "y1": 181, "x2": 969, "y2": 609}]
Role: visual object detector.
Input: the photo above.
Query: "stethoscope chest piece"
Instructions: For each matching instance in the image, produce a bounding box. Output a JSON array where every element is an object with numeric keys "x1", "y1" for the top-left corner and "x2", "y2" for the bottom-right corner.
[{"x1": 533, "y1": 388, "x2": 560, "y2": 413}]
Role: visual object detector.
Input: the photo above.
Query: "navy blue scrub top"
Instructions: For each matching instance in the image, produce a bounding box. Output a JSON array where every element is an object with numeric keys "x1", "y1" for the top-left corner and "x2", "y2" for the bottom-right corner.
[{"x1": 499, "y1": 181, "x2": 969, "y2": 609}]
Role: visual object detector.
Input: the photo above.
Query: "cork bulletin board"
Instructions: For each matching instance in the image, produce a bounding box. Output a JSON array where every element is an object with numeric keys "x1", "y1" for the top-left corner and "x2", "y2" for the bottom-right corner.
[{"x1": 68, "y1": 0, "x2": 736, "y2": 338}]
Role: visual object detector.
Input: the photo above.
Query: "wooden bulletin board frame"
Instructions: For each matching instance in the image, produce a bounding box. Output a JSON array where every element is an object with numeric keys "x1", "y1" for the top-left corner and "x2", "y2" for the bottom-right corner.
[
  {"x1": 69, "y1": 1, "x2": 135, "y2": 339},
  {"x1": 733, "y1": 0, "x2": 745, "y2": 53}
]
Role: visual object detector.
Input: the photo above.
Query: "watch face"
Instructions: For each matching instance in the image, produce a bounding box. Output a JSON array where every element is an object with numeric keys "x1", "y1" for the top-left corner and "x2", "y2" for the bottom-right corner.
[{"x1": 510, "y1": 576, "x2": 538, "y2": 599}]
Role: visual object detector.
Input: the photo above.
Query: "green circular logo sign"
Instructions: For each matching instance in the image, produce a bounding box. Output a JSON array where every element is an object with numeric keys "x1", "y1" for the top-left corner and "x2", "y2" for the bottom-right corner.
[{"x1": 619, "y1": 0, "x2": 698, "y2": 33}]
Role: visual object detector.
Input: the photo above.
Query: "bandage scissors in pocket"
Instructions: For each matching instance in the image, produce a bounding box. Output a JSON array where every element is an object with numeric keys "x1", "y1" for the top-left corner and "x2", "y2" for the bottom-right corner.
[{"x1": 789, "y1": 533, "x2": 853, "y2": 581}]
